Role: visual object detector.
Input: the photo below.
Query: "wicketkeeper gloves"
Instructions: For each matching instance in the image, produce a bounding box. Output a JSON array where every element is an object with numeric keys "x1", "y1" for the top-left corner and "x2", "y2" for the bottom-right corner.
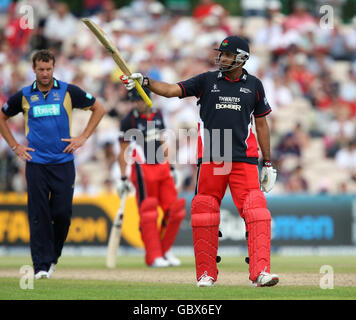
[{"x1": 260, "y1": 160, "x2": 277, "y2": 193}]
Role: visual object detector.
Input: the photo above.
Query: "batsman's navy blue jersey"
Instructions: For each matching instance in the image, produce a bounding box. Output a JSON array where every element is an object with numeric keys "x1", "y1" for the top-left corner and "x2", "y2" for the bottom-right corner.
[
  {"x1": 1, "y1": 79, "x2": 96, "y2": 164},
  {"x1": 119, "y1": 108, "x2": 166, "y2": 164},
  {"x1": 177, "y1": 69, "x2": 271, "y2": 164}
]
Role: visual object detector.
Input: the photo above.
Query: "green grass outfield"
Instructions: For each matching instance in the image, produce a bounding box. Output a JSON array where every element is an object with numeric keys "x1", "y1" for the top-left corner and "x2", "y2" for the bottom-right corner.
[{"x1": 0, "y1": 255, "x2": 355, "y2": 300}]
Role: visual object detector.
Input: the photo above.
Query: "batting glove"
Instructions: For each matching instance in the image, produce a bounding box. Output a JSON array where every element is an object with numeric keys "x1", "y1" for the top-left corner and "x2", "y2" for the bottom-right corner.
[
  {"x1": 116, "y1": 176, "x2": 134, "y2": 198},
  {"x1": 120, "y1": 73, "x2": 144, "y2": 91},
  {"x1": 260, "y1": 160, "x2": 277, "y2": 193}
]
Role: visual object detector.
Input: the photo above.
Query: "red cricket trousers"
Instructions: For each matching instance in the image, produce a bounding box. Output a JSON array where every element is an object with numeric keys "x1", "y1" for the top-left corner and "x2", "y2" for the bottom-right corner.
[
  {"x1": 195, "y1": 161, "x2": 260, "y2": 217},
  {"x1": 131, "y1": 162, "x2": 177, "y2": 210},
  {"x1": 130, "y1": 162, "x2": 185, "y2": 265}
]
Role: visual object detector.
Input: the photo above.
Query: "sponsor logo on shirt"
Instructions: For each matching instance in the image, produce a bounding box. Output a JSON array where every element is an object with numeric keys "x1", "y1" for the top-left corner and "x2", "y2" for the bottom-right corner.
[
  {"x1": 216, "y1": 104, "x2": 241, "y2": 111},
  {"x1": 240, "y1": 87, "x2": 251, "y2": 93},
  {"x1": 145, "y1": 128, "x2": 161, "y2": 142},
  {"x1": 30, "y1": 95, "x2": 40, "y2": 102},
  {"x1": 33, "y1": 104, "x2": 60, "y2": 117},
  {"x1": 211, "y1": 84, "x2": 220, "y2": 93},
  {"x1": 216, "y1": 96, "x2": 242, "y2": 111}
]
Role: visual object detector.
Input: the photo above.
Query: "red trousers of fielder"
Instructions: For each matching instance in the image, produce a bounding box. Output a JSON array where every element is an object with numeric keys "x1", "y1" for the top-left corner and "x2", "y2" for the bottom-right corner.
[
  {"x1": 192, "y1": 162, "x2": 271, "y2": 282},
  {"x1": 131, "y1": 162, "x2": 186, "y2": 265}
]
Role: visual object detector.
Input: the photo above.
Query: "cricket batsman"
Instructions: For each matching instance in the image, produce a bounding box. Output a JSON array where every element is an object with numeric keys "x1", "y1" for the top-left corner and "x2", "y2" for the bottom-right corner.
[
  {"x1": 121, "y1": 36, "x2": 279, "y2": 287},
  {"x1": 116, "y1": 86, "x2": 185, "y2": 267}
]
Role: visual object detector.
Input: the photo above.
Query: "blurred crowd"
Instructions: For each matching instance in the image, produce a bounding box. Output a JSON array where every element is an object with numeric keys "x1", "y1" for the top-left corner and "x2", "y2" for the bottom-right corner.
[{"x1": 1, "y1": 0, "x2": 356, "y2": 195}]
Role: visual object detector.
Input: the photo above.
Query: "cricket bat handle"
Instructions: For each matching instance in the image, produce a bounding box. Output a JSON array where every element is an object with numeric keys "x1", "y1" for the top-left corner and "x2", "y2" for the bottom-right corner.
[{"x1": 134, "y1": 80, "x2": 153, "y2": 108}]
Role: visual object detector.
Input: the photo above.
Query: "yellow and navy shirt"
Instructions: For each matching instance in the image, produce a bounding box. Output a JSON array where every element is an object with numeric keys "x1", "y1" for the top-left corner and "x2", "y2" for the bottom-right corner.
[
  {"x1": 1, "y1": 79, "x2": 96, "y2": 164},
  {"x1": 177, "y1": 69, "x2": 271, "y2": 165}
]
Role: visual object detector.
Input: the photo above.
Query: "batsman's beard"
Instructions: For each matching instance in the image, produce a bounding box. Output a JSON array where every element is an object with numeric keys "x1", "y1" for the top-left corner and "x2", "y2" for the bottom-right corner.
[{"x1": 215, "y1": 56, "x2": 244, "y2": 72}]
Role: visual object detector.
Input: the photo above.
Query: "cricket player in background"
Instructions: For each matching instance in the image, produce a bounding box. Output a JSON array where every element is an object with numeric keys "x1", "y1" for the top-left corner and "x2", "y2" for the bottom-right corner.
[
  {"x1": 0, "y1": 49, "x2": 105, "y2": 279},
  {"x1": 117, "y1": 86, "x2": 185, "y2": 267},
  {"x1": 121, "y1": 36, "x2": 279, "y2": 287}
]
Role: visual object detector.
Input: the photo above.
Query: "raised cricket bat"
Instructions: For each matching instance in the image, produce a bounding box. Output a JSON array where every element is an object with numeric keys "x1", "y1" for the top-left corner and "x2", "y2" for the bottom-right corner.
[
  {"x1": 106, "y1": 194, "x2": 127, "y2": 268},
  {"x1": 82, "y1": 18, "x2": 153, "y2": 108}
]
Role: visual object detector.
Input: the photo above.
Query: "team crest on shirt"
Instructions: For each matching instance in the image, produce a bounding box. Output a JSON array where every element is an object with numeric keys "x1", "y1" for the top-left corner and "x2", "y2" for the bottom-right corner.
[
  {"x1": 53, "y1": 92, "x2": 61, "y2": 101},
  {"x1": 211, "y1": 84, "x2": 220, "y2": 93}
]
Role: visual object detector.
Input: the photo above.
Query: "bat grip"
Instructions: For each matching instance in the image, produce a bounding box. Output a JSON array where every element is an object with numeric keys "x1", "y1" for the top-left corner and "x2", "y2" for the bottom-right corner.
[{"x1": 134, "y1": 80, "x2": 153, "y2": 108}]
